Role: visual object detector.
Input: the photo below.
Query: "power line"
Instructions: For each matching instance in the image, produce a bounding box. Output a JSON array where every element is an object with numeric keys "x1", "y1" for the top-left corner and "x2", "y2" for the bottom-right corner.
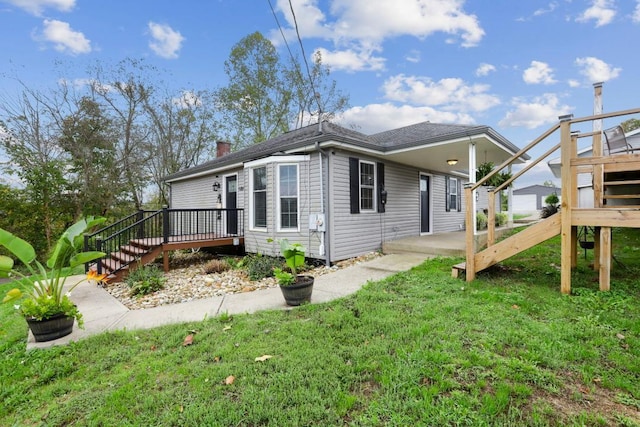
[{"x1": 267, "y1": 0, "x2": 323, "y2": 117}]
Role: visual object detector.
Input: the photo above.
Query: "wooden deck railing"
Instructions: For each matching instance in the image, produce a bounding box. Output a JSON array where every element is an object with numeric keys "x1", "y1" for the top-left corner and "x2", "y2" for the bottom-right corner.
[
  {"x1": 464, "y1": 106, "x2": 640, "y2": 293},
  {"x1": 84, "y1": 207, "x2": 244, "y2": 276}
]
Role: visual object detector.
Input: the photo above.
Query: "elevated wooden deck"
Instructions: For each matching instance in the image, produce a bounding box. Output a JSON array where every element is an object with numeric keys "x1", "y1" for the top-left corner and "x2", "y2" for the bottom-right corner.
[
  {"x1": 85, "y1": 208, "x2": 245, "y2": 282},
  {"x1": 458, "y1": 105, "x2": 640, "y2": 293}
]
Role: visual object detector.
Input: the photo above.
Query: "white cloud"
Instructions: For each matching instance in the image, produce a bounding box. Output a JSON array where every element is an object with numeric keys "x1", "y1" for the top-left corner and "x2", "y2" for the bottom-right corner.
[
  {"x1": 277, "y1": 0, "x2": 484, "y2": 47},
  {"x1": 576, "y1": 0, "x2": 616, "y2": 27},
  {"x1": 38, "y1": 19, "x2": 91, "y2": 55},
  {"x1": 336, "y1": 103, "x2": 475, "y2": 134},
  {"x1": 148, "y1": 22, "x2": 184, "y2": 59},
  {"x1": 382, "y1": 74, "x2": 500, "y2": 113},
  {"x1": 314, "y1": 47, "x2": 385, "y2": 72},
  {"x1": 633, "y1": 1, "x2": 640, "y2": 23},
  {"x1": 272, "y1": 0, "x2": 485, "y2": 75},
  {"x1": 405, "y1": 49, "x2": 420, "y2": 63},
  {"x1": 4, "y1": 0, "x2": 74, "y2": 15},
  {"x1": 523, "y1": 61, "x2": 557, "y2": 85},
  {"x1": 568, "y1": 79, "x2": 581, "y2": 88},
  {"x1": 575, "y1": 56, "x2": 621, "y2": 83},
  {"x1": 173, "y1": 91, "x2": 202, "y2": 108},
  {"x1": 499, "y1": 93, "x2": 573, "y2": 129},
  {"x1": 476, "y1": 63, "x2": 496, "y2": 77},
  {"x1": 533, "y1": 2, "x2": 558, "y2": 17}
]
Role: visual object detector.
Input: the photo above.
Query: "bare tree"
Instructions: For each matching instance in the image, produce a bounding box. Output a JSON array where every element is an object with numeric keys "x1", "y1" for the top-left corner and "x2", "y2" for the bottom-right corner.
[{"x1": 143, "y1": 89, "x2": 219, "y2": 204}]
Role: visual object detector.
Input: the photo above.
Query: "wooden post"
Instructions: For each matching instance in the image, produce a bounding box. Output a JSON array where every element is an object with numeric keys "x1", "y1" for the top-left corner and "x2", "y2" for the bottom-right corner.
[
  {"x1": 599, "y1": 227, "x2": 611, "y2": 291},
  {"x1": 487, "y1": 189, "x2": 495, "y2": 247},
  {"x1": 594, "y1": 227, "x2": 601, "y2": 269},
  {"x1": 571, "y1": 132, "x2": 579, "y2": 269},
  {"x1": 559, "y1": 114, "x2": 574, "y2": 294},
  {"x1": 592, "y1": 83, "x2": 604, "y2": 271},
  {"x1": 465, "y1": 185, "x2": 475, "y2": 281}
]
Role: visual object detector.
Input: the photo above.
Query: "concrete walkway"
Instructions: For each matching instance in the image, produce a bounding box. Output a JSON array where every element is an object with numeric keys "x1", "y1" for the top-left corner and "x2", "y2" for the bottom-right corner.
[{"x1": 27, "y1": 253, "x2": 430, "y2": 350}]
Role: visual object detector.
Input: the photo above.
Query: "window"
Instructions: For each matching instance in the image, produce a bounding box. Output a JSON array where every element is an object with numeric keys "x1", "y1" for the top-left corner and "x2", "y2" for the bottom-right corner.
[
  {"x1": 446, "y1": 176, "x2": 461, "y2": 212},
  {"x1": 252, "y1": 167, "x2": 267, "y2": 228},
  {"x1": 349, "y1": 157, "x2": 385, "y2": 214},
  {"x1": 359, "y1": 161, "x2": 375, "y2": 211},
  {"x1": 278, "y1": 164, "x2": 298, "y2": 230}
]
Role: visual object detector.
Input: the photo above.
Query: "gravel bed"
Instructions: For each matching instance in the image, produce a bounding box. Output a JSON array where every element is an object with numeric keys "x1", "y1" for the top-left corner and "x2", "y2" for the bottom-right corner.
[{"x1": 103, "y1": 251, "x2": 381, "y2": 310}]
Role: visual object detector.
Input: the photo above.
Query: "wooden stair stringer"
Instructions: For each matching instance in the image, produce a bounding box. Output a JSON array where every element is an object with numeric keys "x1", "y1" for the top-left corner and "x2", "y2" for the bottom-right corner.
[
  {"x1": 473, "y1": 212, "x2": 562, "y2": 274},
  {"x1": 106, "y1": 243, "x2": 164, "y2": 283}
]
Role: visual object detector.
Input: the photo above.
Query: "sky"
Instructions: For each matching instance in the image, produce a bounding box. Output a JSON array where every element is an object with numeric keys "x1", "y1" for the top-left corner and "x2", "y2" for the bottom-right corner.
[{"x1": 1, "y1": 0, "x2": 640, "y2": 189}]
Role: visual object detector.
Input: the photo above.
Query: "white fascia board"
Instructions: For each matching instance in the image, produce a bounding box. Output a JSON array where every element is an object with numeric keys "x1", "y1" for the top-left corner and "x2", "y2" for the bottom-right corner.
[
  {"x1": 243, "y1": 155, "x2": 310, "y2": 169},
  {"x1": 165, "y1": 162, "x2": 244, "y2": 183}
]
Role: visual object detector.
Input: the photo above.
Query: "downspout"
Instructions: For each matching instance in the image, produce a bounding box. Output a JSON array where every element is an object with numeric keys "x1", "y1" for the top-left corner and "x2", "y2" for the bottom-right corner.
[{"x1": 315, "y1": 141, "x2": 331, "y2": 266}]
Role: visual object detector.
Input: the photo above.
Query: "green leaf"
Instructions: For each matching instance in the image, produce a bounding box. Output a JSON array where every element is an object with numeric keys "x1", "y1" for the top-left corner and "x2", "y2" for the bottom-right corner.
[
  {"x1": 2, "y1": 288, "x2": 22, "y2": 303},
  {"x1": 68, "y1": 251, "x2": 106, "y2": 268},
  {"x1": 0, "y1": 255, "x2": 14, "y2": 273},
  {"x1": 0, "y1": 228, "x2": 36, "y2": 266}
]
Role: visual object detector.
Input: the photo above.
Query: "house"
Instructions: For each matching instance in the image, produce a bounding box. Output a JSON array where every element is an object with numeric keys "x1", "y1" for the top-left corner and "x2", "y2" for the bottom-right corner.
[
  {"x1": 512, "y1": 184, "x2": 560, "y2": 213},
  {"x1": 163, "y1": 120, "x2": 528, "y2": 265}
]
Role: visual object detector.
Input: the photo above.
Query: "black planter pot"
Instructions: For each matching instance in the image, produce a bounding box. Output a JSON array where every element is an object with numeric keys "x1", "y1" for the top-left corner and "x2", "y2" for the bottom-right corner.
[
  {"x1": 279, "y1": 275, "x2": 314, "y2": 306},
  {"x1": 26, "y1": 313, "x2": 75, "y2": 342}
]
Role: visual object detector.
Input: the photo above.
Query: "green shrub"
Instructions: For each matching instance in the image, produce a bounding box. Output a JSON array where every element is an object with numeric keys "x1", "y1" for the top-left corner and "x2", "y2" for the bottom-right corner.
[
  {"x1": 495, "y1": 212, "x2": 508, "y2": 227},
  {"x1": 476, "y1": 212, "x2": 488, "y2": 230},
  {"x1": 125, "y1": 264, "x2": 166, "y2": 296},
  {"x1": 544, "y1": 192, "x2": 559, "y2": 205},
  {"x1": 203, "y1": 259, "x2": 231, "y2": 274},
  {"x1": 245, "y1": 254, "x2": 284, "y2": 281}
]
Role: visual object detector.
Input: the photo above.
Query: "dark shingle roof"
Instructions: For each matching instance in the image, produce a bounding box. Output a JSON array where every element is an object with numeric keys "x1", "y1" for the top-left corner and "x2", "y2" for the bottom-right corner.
[{"x1": 164, "y1": 120, "x2": 525, "y2": 182}]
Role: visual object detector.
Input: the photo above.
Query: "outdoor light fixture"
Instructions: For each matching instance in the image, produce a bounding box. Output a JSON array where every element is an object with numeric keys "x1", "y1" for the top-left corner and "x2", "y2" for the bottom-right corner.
[
  {"x1": 447, "y1": 159, "x2": 458, "y2": 166},
  {"x1": 212, "y1": 182, "x2": 221, "y2": 192}
]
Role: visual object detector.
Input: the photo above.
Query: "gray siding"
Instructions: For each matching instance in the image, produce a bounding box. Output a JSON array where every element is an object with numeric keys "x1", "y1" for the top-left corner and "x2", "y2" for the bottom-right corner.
[
  {"x1": 328, "y1": 150, "x2": 466, "y2": 261},
  {"x1": 170, "y1": 150, "x2": 469, "y2": 264},
  {"x1": 243, "y1": 155, "x2": 323, "y2": 259},
  {"x1": 431, "y1": 175, "x2": 467, "y2": 233}
]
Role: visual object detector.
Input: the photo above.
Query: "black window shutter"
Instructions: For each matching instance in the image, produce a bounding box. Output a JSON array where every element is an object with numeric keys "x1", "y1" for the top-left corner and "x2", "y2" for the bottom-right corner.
[
  {"x1": 445, "y1": 176, "x2": 451, "y2": 212},
  {"x1": 377, "y1": 162, "x2": 385, "y2": 213},
  {"x1": 349, "y1": 157, "x2": 360, "y2": 214},
  {"x1": 457, "y1": 179, "x2": 462, "y2": 212}
]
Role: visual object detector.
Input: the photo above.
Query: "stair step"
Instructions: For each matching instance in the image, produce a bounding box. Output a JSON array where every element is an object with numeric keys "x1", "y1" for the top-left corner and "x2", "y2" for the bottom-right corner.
[
  {"x1": 121, "y1": 245, "x2": 149, "y2": 256},
  {"x1": 604, "y1": 179, "x2": 640, "y2": 186},
  {"x1": 451, "y1": 262, "x2": 466, "y2": 278},
  {"x1": 603, "y1": 194, "x2": 640, "y2": 199},
  {"x1": 102, "y1": 258, "x2": 124, "y2": 272},
  {"x1": 111, "y1": 251, "x2": 137, "y2": 264}
]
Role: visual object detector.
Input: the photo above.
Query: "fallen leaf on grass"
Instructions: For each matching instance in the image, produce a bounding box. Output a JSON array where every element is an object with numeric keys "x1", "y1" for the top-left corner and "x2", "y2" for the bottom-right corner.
[
  {"x1": 616, "y1": 333, "x2": 625, "y2": 340},
  {"x1": 183, "y1": 334, "x2": 194, "y2": 346},
  {"x1": 255, "y1": 355, "x2": 274, "y2": 362},
  {"x1": 223, "y1": 325, "x2": 232, "y2": 332},
  {"x1": 512, "y1": 304, "x2": 520, "y2": 309},
  {"x1": 225, "y1": 375, "x2": 235, "y2": 385}
]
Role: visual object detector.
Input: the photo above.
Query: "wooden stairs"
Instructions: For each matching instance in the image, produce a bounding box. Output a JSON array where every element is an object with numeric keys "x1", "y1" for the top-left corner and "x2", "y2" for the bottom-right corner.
[
  {"x1": 455, "y1": 103, "x2": 640, "y2": 293},
  {"x1": 94, "y1": 239, "x2": 165, "y2": 283},
  {"x1": 452, "y1": 213, "x2": 561, "y2": 278},
  {"x1": 84, "y1": 207, "x2": 245, "y2": 283}
]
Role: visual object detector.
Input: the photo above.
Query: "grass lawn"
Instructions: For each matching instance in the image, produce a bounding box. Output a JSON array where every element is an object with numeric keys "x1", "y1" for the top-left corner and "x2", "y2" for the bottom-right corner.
[{"x1": 1, "y1": 229, "x2": 639, "y2": 426}]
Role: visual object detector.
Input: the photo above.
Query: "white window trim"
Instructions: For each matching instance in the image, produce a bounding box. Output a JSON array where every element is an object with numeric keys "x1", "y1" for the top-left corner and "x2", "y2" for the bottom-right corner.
[
  {"x1": 449, "y1": 176, "x2": 458, "y2": 211},
  {"x1": 420, "y1": 172, "x2": 433, "y2": 235},
  {"x1": 249, "y1": 166, "x2": 268, "y2": 232},
  {"x1": 359, "y1": 160, "x2": 376, "y2": 212},
  {"x1": 277, "y1": 163, "x2": 300, "y2": 232}
]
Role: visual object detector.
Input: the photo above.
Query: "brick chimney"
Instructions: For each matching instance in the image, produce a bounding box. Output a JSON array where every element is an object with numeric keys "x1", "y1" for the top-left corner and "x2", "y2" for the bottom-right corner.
[{"x1": 216, "y1": 141, "x2": 231, "y2": 158}]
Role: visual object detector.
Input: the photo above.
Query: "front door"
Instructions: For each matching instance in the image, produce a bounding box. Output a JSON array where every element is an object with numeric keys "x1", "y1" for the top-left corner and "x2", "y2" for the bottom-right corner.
[
  {"x1": 225, "y1": 175, "x2": 238, "y2": 235},
  {"x1": 420, "y1": 175, "x2": 430, "y2": 233}
]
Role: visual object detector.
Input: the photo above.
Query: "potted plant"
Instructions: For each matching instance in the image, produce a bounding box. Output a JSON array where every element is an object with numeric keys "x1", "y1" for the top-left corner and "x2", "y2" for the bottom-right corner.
[
  {"x1": 1, "y1": 216, "x2": 108, "y2": 342},
  {"x1": 272, "y1": 239, "x2": 314, "y2": 306}
]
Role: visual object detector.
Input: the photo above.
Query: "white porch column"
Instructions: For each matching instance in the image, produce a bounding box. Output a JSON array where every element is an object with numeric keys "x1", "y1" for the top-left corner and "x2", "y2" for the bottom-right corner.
[
  {"x1": 507, "y1": 164, "x2": 513, "y2": 227},
  {"x1": 469, "y1": 141, "x2": 477, "y2": 234}
]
